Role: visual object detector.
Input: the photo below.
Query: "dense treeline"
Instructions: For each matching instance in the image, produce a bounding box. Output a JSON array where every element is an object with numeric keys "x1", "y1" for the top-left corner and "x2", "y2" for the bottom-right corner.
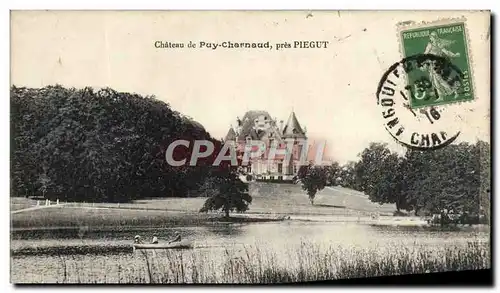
[
  {"x1": 11, "y1": 85, "x2": 224, "y2": 202},
  {"x1": 355, "y1": 142, "x2": 490, "y2": 221},
  {"x1": 299, "y1": 141, "x2": 490, "y2": 223}
]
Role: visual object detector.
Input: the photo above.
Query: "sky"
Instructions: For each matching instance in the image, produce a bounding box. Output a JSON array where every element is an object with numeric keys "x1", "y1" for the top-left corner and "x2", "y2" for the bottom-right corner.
[{"x1": 10, "y1": 11, "x2": 490, "y2": 164}]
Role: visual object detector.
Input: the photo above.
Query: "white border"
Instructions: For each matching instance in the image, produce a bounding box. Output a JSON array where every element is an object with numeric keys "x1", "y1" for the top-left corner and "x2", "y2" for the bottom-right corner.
[
  {"x1": 2, "y1": 0, "x2": 499, "y2": 10},
  {"x1": 2, "y1": 1, "x2": 498, "y2": 293}
]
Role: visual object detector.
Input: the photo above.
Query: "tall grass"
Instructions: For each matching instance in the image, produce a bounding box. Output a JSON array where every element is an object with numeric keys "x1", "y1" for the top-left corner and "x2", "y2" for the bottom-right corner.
[{"x1": 22, "y1": 240, "x2": 489, "y2": 284}]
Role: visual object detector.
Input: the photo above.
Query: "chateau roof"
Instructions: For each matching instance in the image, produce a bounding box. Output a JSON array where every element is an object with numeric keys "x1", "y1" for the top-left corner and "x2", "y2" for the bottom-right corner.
[
  {"x1": 237, "y1": 110, "x2": 273, "y2": 140},
  {"x1": 282, "y1": 111, "x2": 306, "y2": 139},
  {"x1": 227, "y1": 110, "x2": 306, "y2": 141}
]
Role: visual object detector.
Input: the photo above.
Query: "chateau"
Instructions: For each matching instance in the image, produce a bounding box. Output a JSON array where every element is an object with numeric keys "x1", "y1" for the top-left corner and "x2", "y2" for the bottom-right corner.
[{"x1": 224, "y1": 110, "x2": 308, "y2": 182}]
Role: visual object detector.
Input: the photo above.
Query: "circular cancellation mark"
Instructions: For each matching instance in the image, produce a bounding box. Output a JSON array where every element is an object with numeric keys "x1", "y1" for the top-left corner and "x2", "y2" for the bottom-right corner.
[{"x1": 376, "y1": 54, "x2": 465, "y2": 151}]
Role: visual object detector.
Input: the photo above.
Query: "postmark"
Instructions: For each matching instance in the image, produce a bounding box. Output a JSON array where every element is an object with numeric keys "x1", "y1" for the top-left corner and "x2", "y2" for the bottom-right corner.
[
  {"x1": 398, "y1": 19, "x2": 475, "y2": 108},
  {"x1": 376, "y1": 18, "x2": 476, "y2": 151},
  {"x1": 377, "y1": 54, "x2": 464, "y2": 151}
]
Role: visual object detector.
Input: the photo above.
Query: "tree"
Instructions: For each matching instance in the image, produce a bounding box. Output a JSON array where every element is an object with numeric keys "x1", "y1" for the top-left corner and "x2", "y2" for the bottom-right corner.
[
  {"x1": 10, "y1": 85, "x2": 217, "y2": 202},
  {"x1": 354, "y1": 141, "x2": 489, "y2": 223},
  {"x1": 477, "y1": 140, "x2": 491, "y2": 224},
  {"x1": 199, "y1": 167, "x2": 252, "y2": 218},
  {"x1": 401, "y1": 143, "x2": 484, "y2": 220},
  {"x1": 325, "y1": 162, "x2": 341, "y2": 186},
  {"x1": 337, "y1": 161, "x2": 358, "y2": 189},
  {"x1": 195, "y1": 176, "x2": 220, "y2": 198},
  {"x1": 298, "y1": 163, "x2": 328, "y2": 205},
  {"x1": 355, "y1": 143, "x2": 407, "y2": 211}
]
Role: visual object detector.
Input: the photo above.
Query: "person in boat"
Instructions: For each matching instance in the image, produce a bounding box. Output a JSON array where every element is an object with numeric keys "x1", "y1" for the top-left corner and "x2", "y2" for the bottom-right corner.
[
  {"x1": 134, "y1": 235, "x2": 144, "y2": 244},
  {"x1": 168, "y1": 231, "x2": 181, "y2": 244},
  {"x1": 151, "y1": 234, "x2": 159, "y2": 244}
]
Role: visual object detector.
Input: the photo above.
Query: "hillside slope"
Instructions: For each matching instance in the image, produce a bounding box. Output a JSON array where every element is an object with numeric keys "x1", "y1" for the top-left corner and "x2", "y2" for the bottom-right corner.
[{"x1": 248, "y1": 182, "x2": 396, "y2": 216}]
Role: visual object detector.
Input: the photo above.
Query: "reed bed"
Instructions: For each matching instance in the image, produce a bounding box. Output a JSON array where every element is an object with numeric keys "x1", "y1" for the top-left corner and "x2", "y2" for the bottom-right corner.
[{"x1": 13, "y1": 240, "x2": 490, "y2": 284}]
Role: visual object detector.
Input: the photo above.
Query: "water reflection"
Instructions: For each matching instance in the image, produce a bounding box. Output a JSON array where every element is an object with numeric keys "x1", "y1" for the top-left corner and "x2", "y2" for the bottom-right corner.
[
  {"x1": 10, "y1": 220, "x2": 490, "y2": 283},
  {"x1": 203, "y1": 223, "x2": 245, "y2": 237},
  {"x1": 11, "y1": 221, "x2": 488, "y2": 257}
]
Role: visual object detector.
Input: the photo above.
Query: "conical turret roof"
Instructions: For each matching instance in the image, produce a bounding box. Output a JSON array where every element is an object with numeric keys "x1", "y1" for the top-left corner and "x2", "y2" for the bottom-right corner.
[
  {"x1": 282, "y1": 111, "x2": 306, "y2": 139},
  {"x1": 225, "y1": 127, "x2": 237, "y2": 141}
]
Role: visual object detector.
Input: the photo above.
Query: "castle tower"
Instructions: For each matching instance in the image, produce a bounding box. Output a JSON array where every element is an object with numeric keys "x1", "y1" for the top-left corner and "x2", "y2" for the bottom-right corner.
[{"x1": 281, "y1": 111, "x2": 307, "y2": 175}]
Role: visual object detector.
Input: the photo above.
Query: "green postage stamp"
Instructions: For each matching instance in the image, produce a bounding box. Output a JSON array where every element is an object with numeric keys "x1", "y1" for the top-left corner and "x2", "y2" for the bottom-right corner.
[{"x1": 399, "y1": 20, "x2": 474, "y2": 108}]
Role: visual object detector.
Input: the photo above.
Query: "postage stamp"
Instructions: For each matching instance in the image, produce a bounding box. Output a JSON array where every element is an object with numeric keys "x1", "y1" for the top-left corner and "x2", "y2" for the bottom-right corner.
[{"x1": 398, "y1": 19, "x2": 474, "y2": 108}]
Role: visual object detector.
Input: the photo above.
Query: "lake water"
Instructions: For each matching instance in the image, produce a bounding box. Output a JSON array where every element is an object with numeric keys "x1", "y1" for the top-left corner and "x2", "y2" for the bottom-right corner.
[{"x1": 11, "y1": 219, "x2": 489, "y2": 283}]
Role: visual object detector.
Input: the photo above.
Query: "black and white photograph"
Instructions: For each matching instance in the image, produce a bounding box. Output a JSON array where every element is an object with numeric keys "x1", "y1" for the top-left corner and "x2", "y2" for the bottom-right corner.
[{"x1": 9, "y1": 9, "x2": 491, "y2": 285}]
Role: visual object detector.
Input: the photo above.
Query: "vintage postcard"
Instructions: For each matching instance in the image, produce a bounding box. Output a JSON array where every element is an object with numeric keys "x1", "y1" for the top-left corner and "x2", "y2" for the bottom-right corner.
[{"x1": 10, "y1": 10, "x2": 491, "y2": 284}]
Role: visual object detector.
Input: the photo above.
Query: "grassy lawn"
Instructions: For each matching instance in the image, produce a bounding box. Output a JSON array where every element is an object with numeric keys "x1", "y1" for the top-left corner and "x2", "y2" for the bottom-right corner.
[
  {"x1": 10, "y1": 197, "x2": 39, "y2": 211},
  {"x1": 11, "y1": 183, "x2": 396, "y2": 229},
  {"x1": 11, "y1": 206, "x2": 285, "y2": 229},
  {"x1": 66, "y1": 183, "x2": 395, "y2": 215}
]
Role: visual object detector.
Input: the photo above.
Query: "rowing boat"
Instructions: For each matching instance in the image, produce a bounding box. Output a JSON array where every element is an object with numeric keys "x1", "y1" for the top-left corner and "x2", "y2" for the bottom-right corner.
[{"x1": 133, "y1": 240, "x2": 192, "y2": 250}]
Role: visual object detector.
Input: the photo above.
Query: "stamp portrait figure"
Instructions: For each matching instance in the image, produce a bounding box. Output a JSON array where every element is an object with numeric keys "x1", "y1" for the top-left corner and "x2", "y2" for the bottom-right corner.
[{"x1": 422, "y1": 31, "x2": 461, "y2": 100}]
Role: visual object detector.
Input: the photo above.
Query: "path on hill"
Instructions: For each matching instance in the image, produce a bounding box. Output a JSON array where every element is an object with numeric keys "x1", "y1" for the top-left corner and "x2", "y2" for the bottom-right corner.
[
  {"x1": 11, "y1": 204, "x2": 66, "y2": 214},
  {"x1": 326, "y1": 186, "x2": 368, "y2": 199}
]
